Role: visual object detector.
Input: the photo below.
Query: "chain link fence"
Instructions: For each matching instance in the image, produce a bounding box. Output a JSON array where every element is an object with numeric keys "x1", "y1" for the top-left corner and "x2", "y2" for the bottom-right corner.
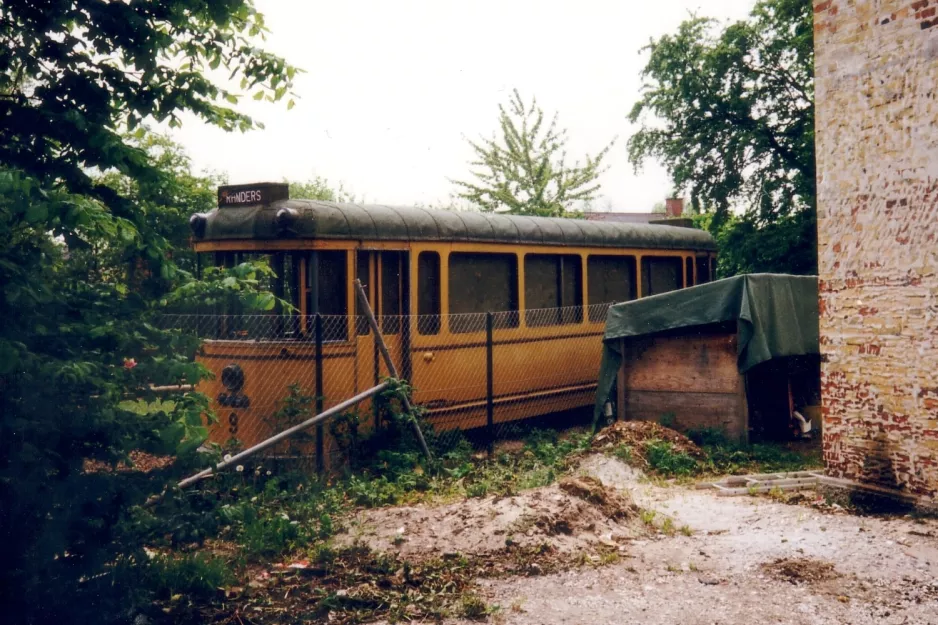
[{"x1": 162, "y1": 304, "x2": 613, "y2": 468}]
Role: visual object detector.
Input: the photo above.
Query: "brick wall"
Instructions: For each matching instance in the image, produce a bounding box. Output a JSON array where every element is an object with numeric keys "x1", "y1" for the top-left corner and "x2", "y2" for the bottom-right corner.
[{"x1": 814, "y1": 0, "x2": 938, "y2": 502}]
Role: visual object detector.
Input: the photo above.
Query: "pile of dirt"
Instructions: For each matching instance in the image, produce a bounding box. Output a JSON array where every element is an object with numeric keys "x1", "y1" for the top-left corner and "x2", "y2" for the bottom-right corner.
[
  {"x1": 337, "y1": 479, "x2": 644, "y2": 559},
  {"x1": 591, "y1": 421, "x2": 704, "y2": 466},
  {"x1": 557, "y1": 475, "x2": 637, "y2": 520},
  {"x1": 761, "y1": 557, "x2": 840, "y2": 585}
]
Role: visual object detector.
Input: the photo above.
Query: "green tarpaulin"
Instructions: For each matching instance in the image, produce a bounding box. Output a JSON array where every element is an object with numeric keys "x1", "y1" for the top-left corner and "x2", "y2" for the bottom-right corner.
[{"x1": 593, "y1": 274, "x2": 819, "y2": 426}]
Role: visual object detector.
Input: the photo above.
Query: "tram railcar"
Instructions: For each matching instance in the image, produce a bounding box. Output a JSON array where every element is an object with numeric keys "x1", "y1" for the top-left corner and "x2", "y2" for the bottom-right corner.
[{"x1": 188, "y1": 182, "x2": 717, "y2": 452}]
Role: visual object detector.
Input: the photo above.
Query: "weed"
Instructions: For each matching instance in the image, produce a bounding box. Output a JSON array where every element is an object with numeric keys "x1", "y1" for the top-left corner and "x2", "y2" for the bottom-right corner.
[
  {"x1": 680, "y1": 524, "x2": 693, "y2": 536},
  {"x1": 460, "y1": 593, "x2": 491, "y2": 620},
  {"x1": 666, "y1": 563, "x2": 681, "y2": 573},
  {"x1": 767, "y1": 485, "x2": 787, "y2": 501},
  {"x1": 661, "y1": 516, "x2": 676, "y2": 536},
  {"x1": 640, "y1": 509, "x2": 657, "y2": 525},
  {"x1": 266, "y1": 383, "x2": 315, "y2": 456},
  {"x1": 645, "y1": 440, "x2": 698, "y2": 476},
  {"x1": 612, "y1": 444, "x2": 633, "y2": 463},
  {"x1": 688, "y1": 561, "x2": 699, "y2": 572},
  {"x1": 700, "y1": 442, "x2": 821, "y2": 476},
  {"x1": 143, "y1": 553, "x2": 233, "y2": 599}
]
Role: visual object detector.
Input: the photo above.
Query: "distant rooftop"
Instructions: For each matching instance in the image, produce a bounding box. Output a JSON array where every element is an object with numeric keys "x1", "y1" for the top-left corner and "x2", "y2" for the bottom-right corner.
[
  {"x1": 585, "y1": 212, "x2": 660, "y2": 224},
  {"x1": 586, "y1": 198, "x2": 687, "y2": 226}
]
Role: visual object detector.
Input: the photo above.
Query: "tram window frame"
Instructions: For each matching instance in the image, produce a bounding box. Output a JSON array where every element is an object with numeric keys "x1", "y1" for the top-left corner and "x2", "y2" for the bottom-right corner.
[
  {"x1": 524, "y1": 254, "x2": 583, "y2": 327},
  {"x1": 355, "y1": 252, "x2": 372, "y2": 336},
  {"x1": 448, "y1": 252, "x2": 519, "y2": 333},
  {"x1": 586, "y1": 255, "x2": 637, "y2": 322},
  {"x1": 417, "y1": 251, "x2": 441, "y2": 335},
  {"x1": 641, "y1": 256, "x2": 684, "y2": 297},
  {"x1": 307, "y1": 250, "x2": 349, "y2": 342},
  {"x1": 685, "y1": 257, "x2": 694, "y2": 288}
]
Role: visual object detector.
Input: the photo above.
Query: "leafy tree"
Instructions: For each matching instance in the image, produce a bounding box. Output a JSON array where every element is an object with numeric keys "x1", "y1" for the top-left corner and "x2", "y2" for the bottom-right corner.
[
  {"x1": 627, "y1": 0, "x2": 816, "y2": 275},
  {"x1": 94, "y1": 131, "x2": 227, "y2": 276},
  {"x1": 289, "y1": 176, "x2": 357, "y2": 203},
  {"x1": 452, "y1": 89, "x2": 615, "y2": 217},
  {"x1": 0, "y1": 2, "x2": 298, "y2": 621}
]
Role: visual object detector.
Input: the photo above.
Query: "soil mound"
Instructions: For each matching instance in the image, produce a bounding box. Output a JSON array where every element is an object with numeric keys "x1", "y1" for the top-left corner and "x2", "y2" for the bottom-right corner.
[
  {"x1": 337, "y1": 480, "x2": 645, "y2": 559},
  {"x1": 558, "y1": 475, "x2": 637, "y2": 520},
  {"x1": 591, "y1": 421, "x2": 703, "y2": 466}
]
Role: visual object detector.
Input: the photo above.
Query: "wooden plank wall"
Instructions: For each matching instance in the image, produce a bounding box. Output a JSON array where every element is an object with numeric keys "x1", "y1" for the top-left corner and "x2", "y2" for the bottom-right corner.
[{"x1": 617, "y1": 326, "x2": 749, "y2": 442}]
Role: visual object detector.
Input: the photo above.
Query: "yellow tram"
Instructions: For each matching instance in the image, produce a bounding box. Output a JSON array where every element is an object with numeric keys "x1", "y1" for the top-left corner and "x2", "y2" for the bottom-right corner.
[{"x1": 188, "y1": 183, "x2": 717, "y2": 453}]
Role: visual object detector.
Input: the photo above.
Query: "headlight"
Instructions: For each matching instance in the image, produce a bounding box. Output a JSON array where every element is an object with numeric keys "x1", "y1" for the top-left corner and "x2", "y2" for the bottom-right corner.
[{"x1": 221, "y1": 363, "x2": 245, "y2": 392}]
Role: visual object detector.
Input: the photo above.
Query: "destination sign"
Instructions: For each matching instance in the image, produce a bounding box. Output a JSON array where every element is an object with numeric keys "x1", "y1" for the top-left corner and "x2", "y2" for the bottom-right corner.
[{"x1": 217, "y1": 182, "x2": 289, "y2": 208}]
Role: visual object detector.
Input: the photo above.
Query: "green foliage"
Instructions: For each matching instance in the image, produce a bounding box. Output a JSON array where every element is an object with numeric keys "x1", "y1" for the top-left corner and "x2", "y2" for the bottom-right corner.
[
  {"x1": 211, "y1": 475, "x2": 344, "y2": 561},
  {"x1": 1, "y1": 0, "x2": 298, "y2": 204},
  {"x1": 453, "y1": 89, "x2": 615, "y2": 217},
  {"x1": 0, "y1": 1, "x2": 300, "y2": 619},
  {"x1": 289, "y1": 177, "x2": 357, "y2": 203},
  {"x1": 460, "y1": 594, "x2": 492, "y2": 620},
  {"x1": 699, "y1": 442, "x2": 821, "y2": 476},
  {"x1": 141, "y1": 553, "x2": 234, "y2": 599},
  {"x1": 628, "y1": 0, "x2": 816, "y2": 275},
  {"x1": 266, "y1": 383, "x2": 316, "y2": 455},
  {"x1": 645, "y1": 441, "x2": 699, "y2": 477},
  {"x1": 636, "y1": 429, "x2": 820, "y2": 478}
]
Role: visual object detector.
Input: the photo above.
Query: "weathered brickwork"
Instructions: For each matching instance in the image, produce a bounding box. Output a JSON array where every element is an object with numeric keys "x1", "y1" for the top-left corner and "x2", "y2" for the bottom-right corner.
[{"x1": 815, "y1": 0, "x2": 938, "y2": 502}]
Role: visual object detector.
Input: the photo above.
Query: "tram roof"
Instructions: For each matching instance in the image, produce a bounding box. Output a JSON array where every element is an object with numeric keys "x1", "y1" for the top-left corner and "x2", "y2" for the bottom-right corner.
[{"x1": 192, "y1": 198, "x2": 717, "y2": 252}]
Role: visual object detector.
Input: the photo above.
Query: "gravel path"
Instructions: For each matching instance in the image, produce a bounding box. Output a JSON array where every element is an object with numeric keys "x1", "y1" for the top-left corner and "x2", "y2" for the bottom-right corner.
[{"x1": 457, "y1": 457, "x2": 938, "y2": 625}]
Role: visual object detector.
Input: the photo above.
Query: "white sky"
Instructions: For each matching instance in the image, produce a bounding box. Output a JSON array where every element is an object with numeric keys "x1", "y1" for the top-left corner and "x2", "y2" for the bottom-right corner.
[{"x1": 171, "y1": 0, "x2": 756, "y2": 212}]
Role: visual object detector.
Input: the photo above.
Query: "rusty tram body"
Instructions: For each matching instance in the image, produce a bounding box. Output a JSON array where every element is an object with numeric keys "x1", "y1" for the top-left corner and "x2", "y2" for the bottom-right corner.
[{"x1": 188, "y1": 183, "x2": 717, "y2": 455}]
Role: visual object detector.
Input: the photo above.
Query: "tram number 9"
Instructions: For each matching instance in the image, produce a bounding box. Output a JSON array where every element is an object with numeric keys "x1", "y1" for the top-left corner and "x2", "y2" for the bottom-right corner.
[{"x1": 228, "y1": 412, "x2": 239, "y2": 435}]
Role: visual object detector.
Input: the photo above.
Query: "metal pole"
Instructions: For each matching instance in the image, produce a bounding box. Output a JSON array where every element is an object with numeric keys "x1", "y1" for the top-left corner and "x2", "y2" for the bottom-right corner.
[
  {"x1": 315, "y1": 312, "x2": 325, "y2": 473},
  {"x1": 486, "y1": 311, "x2": 495, "y2": 455},
  {"x1": 353, "y1": 279, "x2": 433, "y2": 461},
  {"x1": 177, "y1": 383, "x2": 389, "y2": 489}
]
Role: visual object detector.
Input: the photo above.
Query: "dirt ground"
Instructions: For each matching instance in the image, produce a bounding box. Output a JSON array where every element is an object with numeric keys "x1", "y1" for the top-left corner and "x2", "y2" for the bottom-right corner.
[
  {"x1": 359, "y1": 454, "x2": 938, "y2": 625},
  {"x1": 337, "y1": 473, "x2": 645, "y2": 558}
]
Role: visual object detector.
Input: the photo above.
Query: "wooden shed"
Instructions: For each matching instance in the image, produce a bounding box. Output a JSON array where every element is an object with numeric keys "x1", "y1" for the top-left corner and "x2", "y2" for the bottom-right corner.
[{"x1": 594, "y1": 274, "x2": 820, "y2": 443}]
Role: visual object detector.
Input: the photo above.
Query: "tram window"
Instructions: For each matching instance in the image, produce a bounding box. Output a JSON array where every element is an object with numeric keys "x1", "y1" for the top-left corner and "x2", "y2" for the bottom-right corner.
[
  {"x1": 696, "y1": 256, "x2": 712, "y2": 284},
  {"x1": 449, "y1": 252, "x2": 519, "y2": 333},
  {"x1": 307, "y1": 250, "x2": 348, "y2": 341},
  {"x1": 272, "y1": 252, "x2": 301, "y2": 337},
  {"x1": 685, "y1": 257, "x2": 694, "y2": 288},
  {"x1": 641, "y1": 256, "x2": 683, "y2": 297},
  {"x1": 524, "y1": 254, "x2": 583, "y2": 327},
  {"x1": 417, "y1": 251, "x2": 441, "y2": 335},
  {"x1": 381, "y1": 252, "x2": 403, "y2": 335},
  {"x1": 587, "y1": 255, "x2": 636, "y2": 322}
]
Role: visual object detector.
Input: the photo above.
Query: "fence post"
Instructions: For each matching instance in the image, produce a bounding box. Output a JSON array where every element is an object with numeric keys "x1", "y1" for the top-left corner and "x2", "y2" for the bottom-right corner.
[
  {"x1": 486, "y1": 311, "x2": 495, "y2": 455},
  {"x1": 315, "y1": 312, "x2": 324, "y2": 473}
]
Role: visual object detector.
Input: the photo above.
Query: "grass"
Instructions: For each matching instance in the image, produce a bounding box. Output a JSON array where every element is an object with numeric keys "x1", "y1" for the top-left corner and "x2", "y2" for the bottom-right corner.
[
  {"x1": 142, "y1": 552, "x2": 234, "y2": 599},
  {"x1": 630, "y1": 428, "x2": 822, "y2": 480},
  {"x1": 134, "y1": 419, "x2": 820, "y2": 623}
]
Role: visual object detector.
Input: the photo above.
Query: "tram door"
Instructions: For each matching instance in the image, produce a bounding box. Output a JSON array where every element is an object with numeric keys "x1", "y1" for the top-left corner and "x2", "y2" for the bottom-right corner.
[{"x1": 355, "y1": 250, "x2": 411, "y2": 424}]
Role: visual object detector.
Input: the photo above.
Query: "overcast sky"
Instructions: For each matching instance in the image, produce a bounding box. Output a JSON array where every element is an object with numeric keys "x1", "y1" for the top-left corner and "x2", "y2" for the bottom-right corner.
[{"x1": 171, "y1": 0, "x2": 755, "y2": 212}]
